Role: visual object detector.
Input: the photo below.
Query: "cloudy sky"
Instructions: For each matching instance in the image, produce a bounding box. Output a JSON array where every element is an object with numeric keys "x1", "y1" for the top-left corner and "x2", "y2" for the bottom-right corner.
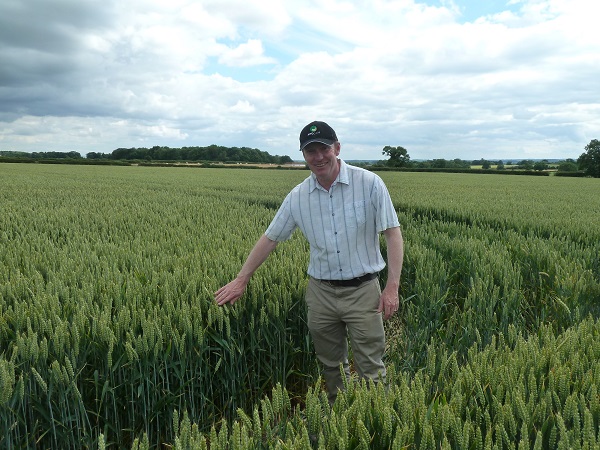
[{"x1": 1, "y1": 0, "x2": 598, "y2": 161}]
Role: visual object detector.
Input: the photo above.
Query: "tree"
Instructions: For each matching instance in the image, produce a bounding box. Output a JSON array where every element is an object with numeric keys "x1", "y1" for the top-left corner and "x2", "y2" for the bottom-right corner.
[
  {"x1": 518, "y1": 160, "x2": 534, "y2": 170},
  {"x1": 382, "y1": 146, "x2": 410, "y2": 167},
  {"x1": 432, "y1": 159, "x2": 447, "y2": 169},
  {"x1": 578, "y1": 139, "x2": 600, "y2": 177},
  {"x1": 451, "y1": 158, "x2": 471, "y2": 169},
  {"x1": 86, "y1": 152, "x2": 107, "y2": 159},
  {"x1": 557, "y1": 159, "x2": 578, "y2": 172}
]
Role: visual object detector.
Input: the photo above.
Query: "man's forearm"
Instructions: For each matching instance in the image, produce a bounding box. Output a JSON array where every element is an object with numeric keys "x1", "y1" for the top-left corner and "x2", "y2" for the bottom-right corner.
[
  {"x1": 383, "y1": 227, "x2": 404, "y2": 288},
  {"x1": 378, "y1": 226, "x2": 404, "y2": 319},
  {"x1": 215, "y1": 234, "x2": 278, "y2": 305},
  {"x1": 237, "y1": 234, "x2": 279, "y2": 282}
]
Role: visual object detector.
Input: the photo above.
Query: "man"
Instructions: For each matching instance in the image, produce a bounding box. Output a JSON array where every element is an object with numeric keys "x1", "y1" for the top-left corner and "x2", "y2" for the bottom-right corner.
[{"x1": 215, "y1": 120, "x2": 404, "y2": 404}]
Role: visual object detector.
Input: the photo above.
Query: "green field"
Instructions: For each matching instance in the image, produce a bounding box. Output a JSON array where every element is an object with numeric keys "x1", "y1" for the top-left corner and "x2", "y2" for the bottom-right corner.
[{"x1": 1, "y1": 163, "x2": 599, "y2": 449}]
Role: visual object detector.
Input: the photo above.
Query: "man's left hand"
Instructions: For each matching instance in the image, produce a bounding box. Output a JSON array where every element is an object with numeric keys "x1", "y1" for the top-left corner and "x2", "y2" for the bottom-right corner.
[{"x1": 378, "y1": 285, "x2": 399, "y2": 320}]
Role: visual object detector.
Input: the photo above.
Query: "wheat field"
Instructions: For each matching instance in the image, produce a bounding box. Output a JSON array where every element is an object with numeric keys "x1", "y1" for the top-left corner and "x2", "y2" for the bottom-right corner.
[{"x1": 1, "y1": 163, "x2": 599, "y2": 449}]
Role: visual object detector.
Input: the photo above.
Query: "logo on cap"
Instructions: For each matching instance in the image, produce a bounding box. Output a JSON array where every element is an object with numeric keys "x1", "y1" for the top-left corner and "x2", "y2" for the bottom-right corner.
[{"x1": 310, "y1": 125, "x2": 317, "y2": 132}]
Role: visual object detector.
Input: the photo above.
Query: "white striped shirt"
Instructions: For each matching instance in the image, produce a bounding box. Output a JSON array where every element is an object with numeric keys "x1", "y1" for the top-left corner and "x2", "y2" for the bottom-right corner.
[{"x1": 265, "y1": 159, "x2": 400, "y2": 280}]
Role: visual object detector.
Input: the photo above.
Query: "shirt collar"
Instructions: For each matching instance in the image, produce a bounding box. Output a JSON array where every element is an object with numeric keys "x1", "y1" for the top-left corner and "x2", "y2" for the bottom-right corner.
[{"x1": 308, "y1": 159, "x2": 349, "y2": 193}]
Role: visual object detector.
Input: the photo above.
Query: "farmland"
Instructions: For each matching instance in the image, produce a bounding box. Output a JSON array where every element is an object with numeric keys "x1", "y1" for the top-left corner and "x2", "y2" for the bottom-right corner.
[{"x1": 1, "y1": 163, "x2": 599, "y2": 449}]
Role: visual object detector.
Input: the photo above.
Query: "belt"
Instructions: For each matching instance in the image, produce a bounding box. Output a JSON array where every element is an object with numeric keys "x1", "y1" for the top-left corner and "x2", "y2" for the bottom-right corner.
[{"x1": 319, "y1": 273, "x2": 378, "y2": 287}]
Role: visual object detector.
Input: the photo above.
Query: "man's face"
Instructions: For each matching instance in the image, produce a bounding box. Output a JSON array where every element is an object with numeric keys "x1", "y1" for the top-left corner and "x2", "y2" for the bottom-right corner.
[{"x1": 302, "y1": 142, "x2": 341, "y2": 180}]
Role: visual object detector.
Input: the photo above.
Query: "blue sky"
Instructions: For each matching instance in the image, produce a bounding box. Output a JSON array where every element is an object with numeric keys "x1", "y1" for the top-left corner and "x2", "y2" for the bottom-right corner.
[
  {"x1": 434, "y1": 0, "x2": 521, "y2": 22},
  {"x1": 1, "y1": 0, "x2": 598, "y2": 161}
]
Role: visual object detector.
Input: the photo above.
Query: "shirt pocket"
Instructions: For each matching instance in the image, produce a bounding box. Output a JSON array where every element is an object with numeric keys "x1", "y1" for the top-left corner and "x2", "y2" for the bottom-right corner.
[{"x1": 344, "y1": 201, "x2": 366, "y2": 228}]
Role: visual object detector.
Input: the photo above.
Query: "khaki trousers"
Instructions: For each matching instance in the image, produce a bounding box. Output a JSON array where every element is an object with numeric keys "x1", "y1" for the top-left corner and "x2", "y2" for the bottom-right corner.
[{"x1": 305, "y1": 277, "x2": 386, "y2": 404}]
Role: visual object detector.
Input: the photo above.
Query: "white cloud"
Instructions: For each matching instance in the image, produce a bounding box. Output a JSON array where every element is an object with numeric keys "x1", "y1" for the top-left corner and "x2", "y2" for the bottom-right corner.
[
  {"x1": 0, "y1": 0, "x2": 598, "y2": 160},
  {"x1": 218, "y1": 39, "x2": 277, "y2": 67},
  {"x1": 230, "y1": 100, "x2": 256, "y2": 113}
]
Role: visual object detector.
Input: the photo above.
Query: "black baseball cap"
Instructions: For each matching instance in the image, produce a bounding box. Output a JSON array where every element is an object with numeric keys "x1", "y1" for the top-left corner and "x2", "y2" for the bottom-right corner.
[{"x1": 299, "y1": 121, "x2": 338, "y2": 151}]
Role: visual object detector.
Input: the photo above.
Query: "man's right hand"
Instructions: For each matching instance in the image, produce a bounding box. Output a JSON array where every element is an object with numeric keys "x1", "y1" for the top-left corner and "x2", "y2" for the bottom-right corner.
[
  {"x1": 214, "y1": 234, "x2": 278, "y2": 306},
  {"x1": 214, "y1": 277, "x2": 248, "y2": 306}
]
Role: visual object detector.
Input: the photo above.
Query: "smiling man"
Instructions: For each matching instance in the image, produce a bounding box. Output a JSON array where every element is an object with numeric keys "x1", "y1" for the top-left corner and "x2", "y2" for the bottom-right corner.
[{"x1": 215, "y1": 120, "x2": 404, "y2": 404}]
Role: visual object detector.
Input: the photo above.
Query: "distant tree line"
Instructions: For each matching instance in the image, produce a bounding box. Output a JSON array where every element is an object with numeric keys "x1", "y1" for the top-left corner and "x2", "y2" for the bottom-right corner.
[
  {"x1": 88, "y1": 145, "x2": 293, "y2": 164},
  {"x1": 3, "y1": 139, "x2": 599, "y2": 176},
  {"x1": 378, "y1": 140, "x2": 600, "y2": 177},
  {"x1": 0, "y1": 150, "x2": 83, "y2": 160},
  {"x1": 1, "y1": 145, "x2": 294, "y2": 165}
]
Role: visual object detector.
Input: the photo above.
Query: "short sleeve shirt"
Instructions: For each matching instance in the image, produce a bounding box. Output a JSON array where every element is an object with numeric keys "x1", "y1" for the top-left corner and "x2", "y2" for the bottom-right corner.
[{"x1": 265, "y1": 159, "x2": 400, "y2": 280}]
